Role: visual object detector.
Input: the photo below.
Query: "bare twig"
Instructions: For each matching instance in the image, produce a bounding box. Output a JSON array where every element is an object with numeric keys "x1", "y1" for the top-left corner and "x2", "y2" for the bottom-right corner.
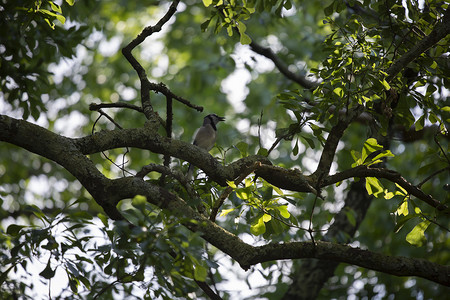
[
  {"x1": 249, "y1": 39, "x2": 318, "y2": 90},
  {"x1": 149, "y1": 82, "x2": 203, "y2": 112},
  {"x1": 417, "y1": 167, "x2": 450, "y2": 188},
  {"x1": 122, "y1": 1, "x2": 181, "y2": 118},
  {"x1": 194, "y1": 280, "x2": 223, "y2": 300},
  {"x1": 136, "y1": 163, "x2": 195, "y2": 198},
  {"x1": 91, "y1": 110, "x2": 134, "y2": 177},
  {"x1": 89, "y1": 102, "x2": 144, "y2": 113}
]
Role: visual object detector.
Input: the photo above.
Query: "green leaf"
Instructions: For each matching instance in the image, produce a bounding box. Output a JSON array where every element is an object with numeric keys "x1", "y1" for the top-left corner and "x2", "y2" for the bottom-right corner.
[
  {"x1": 194, "y1": 264, "x2": 208, "y2": 281},
  {"x1": 366, "y1": 150, "x2": 394, "y2": 165},
  {"x1": 277, "y1": 205, "x2": 290, "y2": 218},
  {"x1": 250, "y1": 216, "x2": 266, "y2": 235},
  {"x1": 240, "y1": 32, "x2": 252, "y2": 45},
  {"x1": 415, "y1": 115, "x2": 425, "y2": 131},
  {"x1": 384, "y1": 190, "x2": 395, "y2": 199},
  {"x1": 362, "y1": 138, "x2": 383, "y2": 162},
  {"x1": 292, "y1": 139, "x2": 299, "y2": 156},
  {"x1": 132, "y1": 195, "x2": 147, "y2": 209},
  {"x1": 272, "y1": 185, "x2": 284, "y2": 196},
  {"x1": 201, "y1": 19, "x2": 211, "y2": 32},
  {"x1": 55, "y1": 14, "x2": 66, "y2": 25},
  {"x1": 98, "y1": 213, "x2": 109, "y2": 227},
  {"x1": 430, "y1": 60, "x2": 437, "y2": 69},
  {"x1": 300, "y1": 135, "x2": 315, "y2": 149},
  {"x1": 236, "y1": 189, "x2": 249, "y2": 200},
  {"x1": 345, "y1": 208, "x2": 357, "y2": 227},
  {"x1": 397, "y1": 200, "x2": 408, "y2": 216},
  {"x1": 380, "y1": 79, "x2": 390, "y2": 90},
  {"x1": 202, "y1": 0, "x2": 213, "y2": 7},
  {"x1": 333, "y1": 87, "x2": 344, "y2": 97},
  {"x1": 235, "y1": 141, "x2": 249, "y2": 157},
  {"x1": 406, "y1": 221, "x2": 430, "y2": 247},
  {"x1": 394, "y1": 214, "x2": 418, "y2": 233},
  {"x1": 237, "y1": 21, "x2": 252, "y2": 45},
  {"x1": 262, "y1": 214, "x2": 272, "y2": 222},
  {"x1": 219, "y1": 208, "x2": 235, "y2": 217},
  {"x1": 365, "y1": 177, "x2": 384, "y2": 197},
  {"x1": 39, "y1": 261, "x2": 56, "y2": 279},
  {"x1": 395, "y1": 183, "x2": 408, "y2": 196},
  {"x1": 6, "y1": 224, "x2": 27, "y2": 236},
  {"x1": 227, "y1": 180, "x2": 237, "y2": 189},
  {"x1": 50, "y1": 2, "x2": 62, "y2": 14},
  {"x1": 324, "y1": 2, "x2": 335, "y2": 16},
  {"x1": 257, "y1": 147, "x2": 269, "y2": 156}
]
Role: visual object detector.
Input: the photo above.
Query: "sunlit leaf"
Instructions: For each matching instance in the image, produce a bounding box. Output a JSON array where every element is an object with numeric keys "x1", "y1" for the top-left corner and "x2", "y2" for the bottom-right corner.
[
  {"x1": 250, "y1": 216, "x2": 266, "y2": 235},
  {"x1": 365, "y1": 177, "x2": 384, "y2": 197},
  {"x1": 219, "y1": 208, "x2": 235, "y2": 217},
  {"x1": 406, "y1": 221, "x2": 430, "y2": 247},
  {"x1": 262, "y1": 214, "x2": 272, "y2": 222},
  {"x1": 202, "y1": 0, "x2": 213, "y2": 7},
  {"x1": 277, "y1": 205, "x2": 290, "y2": 218},
  {"x1": 397, "y1": 200, "x2": 408, "y2": 216}
]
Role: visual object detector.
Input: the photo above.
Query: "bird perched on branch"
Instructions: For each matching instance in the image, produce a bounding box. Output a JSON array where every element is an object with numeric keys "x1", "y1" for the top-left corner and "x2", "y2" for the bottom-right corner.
[{"x1": 187, "y1": 113, "x2": 225, "y2": 179}]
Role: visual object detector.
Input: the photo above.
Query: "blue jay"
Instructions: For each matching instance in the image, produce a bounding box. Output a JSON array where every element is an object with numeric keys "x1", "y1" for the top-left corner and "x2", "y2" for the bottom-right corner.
[{"x1": 187, "y1": 113, "x2": 225, "y2": 179}]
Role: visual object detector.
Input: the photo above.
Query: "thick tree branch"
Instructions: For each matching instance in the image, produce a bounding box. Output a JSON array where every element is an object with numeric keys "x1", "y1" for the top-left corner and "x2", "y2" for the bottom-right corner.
[
  {"x1": 4, "y1": 114, "x2": 442, "y2": 211},
  {"x1": 105, "y1": 176, "x2": 450, "y2": 286},
  {"x1": 312, "y1": 106, "x2": 364, "y2": 181},
  {"x1": 0, "y1": 115, "x2": 123, "y2": 220},
  {"x1": 1, "y1": 114, "x2": 448, "y2": 286}
]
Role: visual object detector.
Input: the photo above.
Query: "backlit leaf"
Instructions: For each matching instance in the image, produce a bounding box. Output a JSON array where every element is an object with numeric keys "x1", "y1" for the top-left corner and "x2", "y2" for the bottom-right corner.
[{"x1": 406, "y1": 221, "x2": 430, "y2": 247}]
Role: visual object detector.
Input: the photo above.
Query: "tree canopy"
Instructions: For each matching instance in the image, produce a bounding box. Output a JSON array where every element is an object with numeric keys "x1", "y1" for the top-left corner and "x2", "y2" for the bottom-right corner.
[{"x1": 1, "y1": 0, "x2": 449, "y2": 299}]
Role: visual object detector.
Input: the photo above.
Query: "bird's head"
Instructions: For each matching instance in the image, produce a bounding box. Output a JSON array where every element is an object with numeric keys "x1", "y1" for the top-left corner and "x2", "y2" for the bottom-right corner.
[{"x1": 204, "y1": 113, "x2": 225, "y2": 125}]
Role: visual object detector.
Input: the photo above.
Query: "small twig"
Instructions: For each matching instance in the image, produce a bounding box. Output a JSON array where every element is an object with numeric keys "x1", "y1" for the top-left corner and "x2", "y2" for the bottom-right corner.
[
  {"x1": 267, "y1": 122, "x2": 304, "y2": 155},
  {"x1": 257, "y1": 110, "x2": 263, "y2": 150},
  {"x1": 149, "y1": 82, "x2": 203, "y2": 112},
  {"x1": 160, "y1": 96, "x2": 173, "y2": 185},
  {"x1": 96, "y1": 109, "x2": 123, "y2": 129},
  {"x1": 308, "y1": 193, "x2": 319, "y2": 245},
  {"x1": 435, "y1": 134, "x2": 450, "y2": 164},
  {"x1": 89, "y1": 102, "x2": 144, "y2": 113},
  {"x1": 249, "y1": 37, "x2": 318, "y2": 91},
  {"x1": 417, "y1": 167, "x2": 449, "y2": 188},
  {"x1": 136, "y1": 163, "x2": 195, "y2": 198},
  {"x1": 91, "y1": 110, "x2": 134, "y2": 177},
  {"x1": 260, "y1": 206, "x2": 326, "y2": 233},
  {"x1": 195, "y1": 279, "x2": 223, "y2": 300}
]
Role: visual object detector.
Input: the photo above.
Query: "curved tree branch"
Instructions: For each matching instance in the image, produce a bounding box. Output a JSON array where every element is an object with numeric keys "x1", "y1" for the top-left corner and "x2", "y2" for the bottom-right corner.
[
  {"x1": 1, "y1": 114, "x2": 448, "y2": 286},
  {"x1": 2, "y1": 114, "x2": 444, "y2": 212}
]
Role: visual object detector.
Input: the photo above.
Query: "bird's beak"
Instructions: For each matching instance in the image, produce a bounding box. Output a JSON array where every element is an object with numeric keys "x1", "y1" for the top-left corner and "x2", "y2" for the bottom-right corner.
[{"x1": 218, "y1": 116, "x2": 225, "y2": 121}]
